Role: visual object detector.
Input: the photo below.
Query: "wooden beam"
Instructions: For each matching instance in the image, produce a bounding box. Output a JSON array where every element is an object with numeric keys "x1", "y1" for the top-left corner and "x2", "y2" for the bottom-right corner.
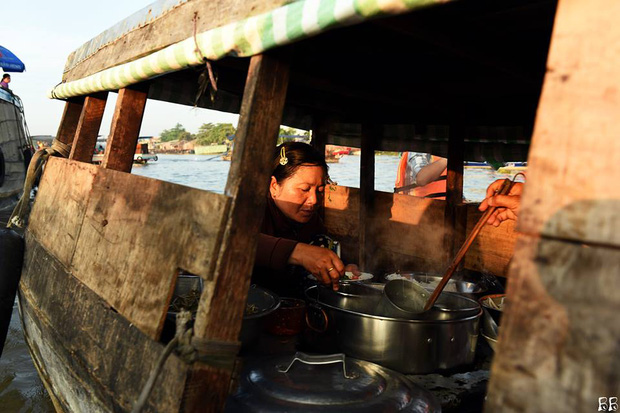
[
  {"x1": 487, "y1": 0, "x2": 620, "y2": 411},
  {"x1": 55, "y1": 98, "x2": 85, "y2": 146},
  {"x1": 359, "y1": 123, "x2": 376, "y2": 270},
  {"x1": 192, "y1": 54, "x2": 290, "y2": 411},
  {"x1": 69, "y1": 92, "x2": 108, "y2": 163},
  {"x1": 312, "y1": 115, "x2": 329, "y2": 220},
  {"x1": 514, "y1": 0, "x2": 620, "y2": 249},
  {"x1": 101, "y1": 88, "x2": 147, "y2": 172},
  {"x1": 443, "y1": 124, "x2": 465, "y2": 263}
]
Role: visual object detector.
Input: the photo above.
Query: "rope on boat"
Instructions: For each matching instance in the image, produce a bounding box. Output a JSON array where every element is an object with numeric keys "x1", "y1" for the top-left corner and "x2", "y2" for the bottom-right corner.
[
  {"x1": 6, "y1": 139, "x2": 71, "y2": 229},
  {"x1": 132, "y1": 310, "x2": 241, "y2": 412}
]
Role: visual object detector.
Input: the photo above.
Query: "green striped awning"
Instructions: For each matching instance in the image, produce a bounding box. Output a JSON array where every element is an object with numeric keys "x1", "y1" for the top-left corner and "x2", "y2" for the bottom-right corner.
[{"x1": 49, "y1": 0, "x2": 449, "y2": 99}]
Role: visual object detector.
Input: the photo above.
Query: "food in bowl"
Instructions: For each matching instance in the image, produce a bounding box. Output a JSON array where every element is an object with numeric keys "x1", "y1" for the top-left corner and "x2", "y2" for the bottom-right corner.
[{"x1": 343, "y1": 271, "x2": 373, "y2": 281}]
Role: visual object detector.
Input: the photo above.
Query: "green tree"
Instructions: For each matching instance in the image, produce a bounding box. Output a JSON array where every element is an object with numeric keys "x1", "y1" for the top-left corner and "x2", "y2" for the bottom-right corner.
[
  {"x1": 160, "y1": 123, "x2": 193, "y2": 142},
  {"x1": 277, "y1": 127, "x2": 309, "y2": 145},
  {"x1": 196, "y1": 123, "x2": 236, "y2": 145}
]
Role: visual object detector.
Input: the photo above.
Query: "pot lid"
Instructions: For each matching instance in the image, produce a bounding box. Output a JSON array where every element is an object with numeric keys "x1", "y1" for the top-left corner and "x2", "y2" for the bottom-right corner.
[{"x1": 227, "y1": 352, "x2": 440, "y2": 412}]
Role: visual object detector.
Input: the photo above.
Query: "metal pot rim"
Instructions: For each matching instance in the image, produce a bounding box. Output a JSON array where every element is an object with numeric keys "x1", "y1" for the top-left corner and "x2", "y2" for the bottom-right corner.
[{"x1": 305, "y1": 285, "x2": 482, "y2": 324}]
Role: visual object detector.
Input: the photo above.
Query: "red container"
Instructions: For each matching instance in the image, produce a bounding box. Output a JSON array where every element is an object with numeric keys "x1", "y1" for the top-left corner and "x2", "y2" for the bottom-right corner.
[{"x1": 265, "y1": 298, "x2": 307, "y2": 336}]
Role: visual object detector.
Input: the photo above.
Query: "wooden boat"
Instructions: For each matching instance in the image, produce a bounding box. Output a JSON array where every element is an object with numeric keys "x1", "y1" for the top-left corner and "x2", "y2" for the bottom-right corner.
[
  {"x1": 17, "y1": 0, "x2": 619, "y2": 411},
  {"x1": 0, "y1": 88, "x2": 32, "y2": 211}
]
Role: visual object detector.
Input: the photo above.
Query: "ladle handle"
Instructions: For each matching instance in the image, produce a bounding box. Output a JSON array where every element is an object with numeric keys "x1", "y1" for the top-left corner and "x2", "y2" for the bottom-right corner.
[{"x1": 423, "y1": 178, "x2": 514, "y2": 311}]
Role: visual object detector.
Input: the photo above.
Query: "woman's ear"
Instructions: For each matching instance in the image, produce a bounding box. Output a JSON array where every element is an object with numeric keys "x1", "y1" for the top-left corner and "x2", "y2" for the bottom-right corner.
[{"x1": 269, "y1": 176, "x2": 279, "y2": 198}]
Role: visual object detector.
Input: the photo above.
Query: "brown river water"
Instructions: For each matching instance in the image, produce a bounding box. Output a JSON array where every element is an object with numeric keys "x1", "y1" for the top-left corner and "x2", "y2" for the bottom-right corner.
[{"x1": 0, "y1": 153, "x2": 518, "y2": 411}]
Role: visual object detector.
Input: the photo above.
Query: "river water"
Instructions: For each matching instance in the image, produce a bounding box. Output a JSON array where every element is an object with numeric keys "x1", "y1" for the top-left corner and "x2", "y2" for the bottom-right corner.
[{"x1": 1, "y1": 153, "x2": 517, "y2": 412}]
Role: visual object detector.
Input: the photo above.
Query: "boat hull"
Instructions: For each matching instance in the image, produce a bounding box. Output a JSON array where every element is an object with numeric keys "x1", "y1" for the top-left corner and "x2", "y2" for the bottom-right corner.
[
  {"x1": 0, "y1": 90, "x2": 30, "y2": 205},
  {"x1": 18, "y1": 235, "x2": 189, "y2": 412}
]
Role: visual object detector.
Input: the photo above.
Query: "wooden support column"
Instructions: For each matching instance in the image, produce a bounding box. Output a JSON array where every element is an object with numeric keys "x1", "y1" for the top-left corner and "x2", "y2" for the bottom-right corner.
[
  {"x1": 359, "y1": 123, "x2": 376, "y2": 270},
  {"x1": 312, "y1": 115, "x2": 329, "y2": 220},
  {"x1": 443, "y1": 124, "x2": 465, "y2": 263},
  {"x1": 486, "y1": 0, "x2": 620, "y2": 411},
  {"x1": 101, "y1": 87, "x2": 147, "y2": 172},
  {"x1": 55, "y1": 97, "x2": 85, "y2": 146},
  {"x1": 311, "y1": 115, "x2": 328, "y2": 157},
  {"x1": 189, "y1": 54, "x2": 290, "y2": 412},
  {"x1": 69, "y1": 92, "x2": 108, "y2": 162}
]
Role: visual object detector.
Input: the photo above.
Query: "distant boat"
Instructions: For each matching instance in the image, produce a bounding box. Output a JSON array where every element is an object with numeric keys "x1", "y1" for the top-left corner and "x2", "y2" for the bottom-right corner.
[
  {"x1": 92, "y1": 142, "x2": 158, "y2": 165},
  {"x1": 194, "y1": 144, "x2": 228, "y2": 155},
  {"x1": 497, "y1": 162, "x2": 527, "y2": 174},
  {"x1": 0, "y1": 88, "x2": 33, "y2": 210},
  {"x1": 464, "y1": 161, "x2": 492, "y2": 169}
]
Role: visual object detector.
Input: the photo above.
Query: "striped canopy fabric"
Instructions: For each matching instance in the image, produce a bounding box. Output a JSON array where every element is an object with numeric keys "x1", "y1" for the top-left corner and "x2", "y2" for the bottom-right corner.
[{"x1": 49, "y1": 0, "x2": 447, "y2": 99}]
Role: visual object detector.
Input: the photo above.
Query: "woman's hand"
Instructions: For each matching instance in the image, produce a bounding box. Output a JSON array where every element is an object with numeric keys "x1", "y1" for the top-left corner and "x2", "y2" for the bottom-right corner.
[
  {"x1": 479, "y1": 180, "x2": 524, "y2": 226},
  {"x1": 289, "y1": 243, "x2": 344, "y2": 290}
]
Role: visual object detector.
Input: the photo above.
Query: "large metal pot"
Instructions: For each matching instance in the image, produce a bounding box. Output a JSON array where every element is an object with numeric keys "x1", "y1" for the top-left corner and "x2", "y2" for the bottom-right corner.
[{"x1": 305, "y1": 284, "x2": 481, "y2": 374}]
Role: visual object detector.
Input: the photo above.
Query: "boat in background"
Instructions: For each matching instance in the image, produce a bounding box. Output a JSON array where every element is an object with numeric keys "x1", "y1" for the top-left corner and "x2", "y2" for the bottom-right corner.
[
  {"x1": 92, "y1": 140, "x2": 158, "y2": 165},
  {"x1": 0, "y1": 83, "x2": 33, "y2": 211},
  {"x1": 464, "y1": 161, "x2": 492, "y2": 169},
  {"x1": 194, "y1": 144, "x2": 228, "y2": 155},
  {"x1": 496, "y1": 162, "x2": 527, "y2": 174}
]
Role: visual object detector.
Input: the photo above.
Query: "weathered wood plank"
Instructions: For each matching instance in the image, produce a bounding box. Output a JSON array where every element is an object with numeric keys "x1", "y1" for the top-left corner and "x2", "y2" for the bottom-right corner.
[
  {"x1": 312, "y1": 116, "x2": 329, "y2": 220},
  {"x1": 20, "y1": 236, "x2": 188, "y2": 412},
  {"x1": 29, "y1": 157, "x2": 231, "y2": 339},
  {"x1": 69, "y1": 92, "x2": 108, "y2": 163},
  {"x1": 359, "y1": 124, "x2": 376, "y2": 270},
  {"x1": 462, "y1": 204, "x2": 518, "y2": 277},
  {"x1": 101, "y1": 87, "x2": 147, "y2": 172},
  {"x1": 28, "y1": 158, "x2": 95, "y2": 266},
  {"x1": 324, "y1": 186, "x2": 447, "y2": 273},
  {"x1": 444, "y1": 125, "x2": 465, "y2": 264},
  {"x1": 55, "y1": 98, "x2": 85, "y2": 146},
  {"x1": 192, "y1": 54, "x2": 289, "y2": 411},
  {"x1": 63, "y1": 0, "x2": 292, "y2": 83},
  {"x1": 485, "y1": 235, "x2": 620, "y2": 412},
  {"x1": 517, "y1": 0, "x2": 620, "y2": 247}
]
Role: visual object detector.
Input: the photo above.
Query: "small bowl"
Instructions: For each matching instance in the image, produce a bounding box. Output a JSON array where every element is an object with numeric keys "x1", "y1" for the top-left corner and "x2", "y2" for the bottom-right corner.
[
  {"x1": 479, "y1": 294, "x2": 505, "y2": 326},
  {"x1": 265, "y1": 298, "x2": 307, "y2": 336}
]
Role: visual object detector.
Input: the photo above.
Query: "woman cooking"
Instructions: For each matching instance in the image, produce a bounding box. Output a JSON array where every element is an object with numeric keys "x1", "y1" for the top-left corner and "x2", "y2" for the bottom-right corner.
[{"x1": 253, "y1": 142, "x2": 359, "y2": 298}]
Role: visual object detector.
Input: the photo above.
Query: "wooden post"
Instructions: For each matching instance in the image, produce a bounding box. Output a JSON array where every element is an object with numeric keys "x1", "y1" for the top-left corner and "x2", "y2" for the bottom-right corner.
[
  {"x1": 69, "y1": 92, "x2": 108, "y2": 162},
  {"x1": 101, "y1": 87, "x2": 147, "y2": 172},
  {"x1": 312, "y1": 115, "x2": 329, "y2": 220},
  {"x1": 312, "y1": 115, "x2": 328, "y2": 157},
  {"x1": 486, "y1": 1, "x2": 620, "y2": 411},
  {"x1": 443, "y1": 124, "x2": 465, "y2": 263},
  {"x1": 190, "y1": 54, "x2": 290, "y2": 411},
  {"x1": 55, "y1": 98, "x2": 85, "y2": 147},
  {"x1": 359, "y1": 123, "x2": 376, "y2": 270}
]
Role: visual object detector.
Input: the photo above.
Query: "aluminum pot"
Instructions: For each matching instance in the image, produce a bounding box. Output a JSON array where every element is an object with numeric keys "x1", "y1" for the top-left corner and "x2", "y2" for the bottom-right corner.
[{"x1": 305, "y1": 284, "x2": 481, "y2": 374}]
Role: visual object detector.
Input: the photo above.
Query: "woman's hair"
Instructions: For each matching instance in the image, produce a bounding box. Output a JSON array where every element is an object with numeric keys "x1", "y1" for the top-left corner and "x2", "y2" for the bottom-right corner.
[{"x1": 272, "y1": 141, "x2": 328, "y2": 183}]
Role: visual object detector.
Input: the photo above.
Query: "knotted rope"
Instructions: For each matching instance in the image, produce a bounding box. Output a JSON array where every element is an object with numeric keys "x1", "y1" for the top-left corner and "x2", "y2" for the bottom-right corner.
[
  {"x1": 7, "y1": 139, "x2": 71, "y2": 229},
  {"x1": 131, "y1": 310, "x2": 240, "y2": 413}
]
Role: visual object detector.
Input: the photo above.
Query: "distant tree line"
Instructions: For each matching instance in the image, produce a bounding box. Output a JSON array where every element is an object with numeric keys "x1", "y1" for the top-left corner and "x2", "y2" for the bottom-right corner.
[{"x1": 159, "y1": 123, "x2": 310, "y2": 145}]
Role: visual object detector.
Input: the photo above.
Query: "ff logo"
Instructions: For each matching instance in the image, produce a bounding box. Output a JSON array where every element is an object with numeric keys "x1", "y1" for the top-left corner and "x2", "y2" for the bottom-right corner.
[{"x1": 599, "y1": 397, "x2": 618, "y2": 411}]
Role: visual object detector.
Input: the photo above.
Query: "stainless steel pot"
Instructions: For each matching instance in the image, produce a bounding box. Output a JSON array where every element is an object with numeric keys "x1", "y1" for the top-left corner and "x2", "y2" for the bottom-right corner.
[
  {"x1": 305, "y1": 284, "x2": 481, "y2": 374},
  {"x1": 226, "y1": 352, "x2": 440, "y2": 412}
]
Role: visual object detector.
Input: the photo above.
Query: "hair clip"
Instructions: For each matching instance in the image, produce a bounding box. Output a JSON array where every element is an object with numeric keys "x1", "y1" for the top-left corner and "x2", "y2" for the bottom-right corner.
[{"x1": 279, "y1": 146, "x2": 288, "y2": 165}]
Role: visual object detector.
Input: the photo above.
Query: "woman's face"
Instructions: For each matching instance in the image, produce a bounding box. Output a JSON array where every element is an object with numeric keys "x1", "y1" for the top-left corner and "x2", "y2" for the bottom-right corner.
[{"x1": 270, "y1": 165, "x2": 326, "y2": 223}]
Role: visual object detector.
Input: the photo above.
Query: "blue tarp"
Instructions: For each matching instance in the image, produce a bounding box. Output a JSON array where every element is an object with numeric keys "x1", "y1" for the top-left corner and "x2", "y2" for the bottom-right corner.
[{"x1": 0, "y1": 45, "x2": 25, "y2": 72}]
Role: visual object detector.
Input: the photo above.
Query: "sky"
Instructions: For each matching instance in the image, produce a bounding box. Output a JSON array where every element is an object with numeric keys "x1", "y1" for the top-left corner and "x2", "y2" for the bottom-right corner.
[{"x1": 0, "y1": 0, "x2": 239, "y2": 137}]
